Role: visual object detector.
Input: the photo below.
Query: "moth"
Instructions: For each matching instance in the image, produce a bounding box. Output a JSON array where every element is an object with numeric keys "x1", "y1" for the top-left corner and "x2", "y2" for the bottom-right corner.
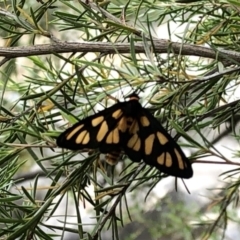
[{"x1": 57, "y1": 93, "x2": 193, "y2": 178}]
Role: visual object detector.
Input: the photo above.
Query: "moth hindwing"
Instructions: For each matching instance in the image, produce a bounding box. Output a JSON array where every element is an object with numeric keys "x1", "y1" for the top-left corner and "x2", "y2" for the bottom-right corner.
[{"x1": 57, "y1": 93, "x2": 193, "y2": 178}]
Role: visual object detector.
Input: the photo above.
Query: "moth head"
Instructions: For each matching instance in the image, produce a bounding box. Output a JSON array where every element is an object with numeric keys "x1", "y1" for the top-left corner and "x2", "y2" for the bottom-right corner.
[{"x1": 127, "y1": 93, "x2": 140, "y2": 101}]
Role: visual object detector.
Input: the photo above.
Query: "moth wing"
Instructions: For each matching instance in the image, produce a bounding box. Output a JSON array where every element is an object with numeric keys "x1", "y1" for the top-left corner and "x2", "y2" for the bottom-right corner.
[
  {"x1": 57, "y1": 103, "x2": 125, "y2": 152},
  {"x1": 123, "y1": 109, "x2": 193, "y2": 178}
]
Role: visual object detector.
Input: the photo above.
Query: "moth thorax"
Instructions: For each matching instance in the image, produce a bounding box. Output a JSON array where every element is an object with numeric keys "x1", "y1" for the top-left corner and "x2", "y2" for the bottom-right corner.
[
  {"x1": 125, "y1": 99, "x2": 141, "y2": 116},
  {"x1": 105, "y1": 151, "x2": 123, "y2": 165}
]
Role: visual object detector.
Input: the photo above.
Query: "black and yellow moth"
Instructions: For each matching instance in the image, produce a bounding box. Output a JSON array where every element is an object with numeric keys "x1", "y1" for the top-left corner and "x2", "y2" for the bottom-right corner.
[{"x1": 57, "y1": 93, "x2": 193, "y2": 178}]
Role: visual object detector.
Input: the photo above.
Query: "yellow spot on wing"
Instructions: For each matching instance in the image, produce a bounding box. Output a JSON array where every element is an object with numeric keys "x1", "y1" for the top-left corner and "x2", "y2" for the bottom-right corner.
[
  {"x1": 106, "y1": 130, "x2": 113, "y2": 144},
  {"x1": 157, "y1": 152, "x2": 172, "y2": 167},
  {"x1": 140, "y1": 116, "x2": 150, "y2": 126},
  {"x1": 174, "y1": 148, "x2": 184, "y2": 170},
  {"x1": 106, "y1": 128, "x2": 119, "y2": 144},
  {"x1": 127, "y1": 134, "x2": 138, "y2": 148},
  {"x1": 127, "y1": 134, "x2": 141, "y2": 151},
  {"x1": 92, "y1": 116, "x2": 104, "y2": 127},
  {"x1": 97, "y1": 121, "x2": 109, "y2": 142},
  {"x1": 76, "y1": 130, "x2": 88, "y2": 144},
  {"x1": 129, "y1": 120, "x2": 139, "y2": 134},
  {"x1": 66, "y1": 124, "x2": 84, "y2": 140},
  {"x1": 82, "y1": 132, "x2": 90, "y2": 144},
  {"x1": 157, "y1": 132, "x2": 168, "y2": 145},
  {"x1": 157, "y1": 153, "x2": 165, "y2": 165},
  {"x1": 145, "y1": 134, "x2": 155, "y2": 155},
  {"x1": 133, "y1": 138, "x2": 141, "y2": 151},
  {"x1": 118, "y1": 117, "x2": 128, "y2": 132},
  {"x1": 112, "y1": 109, "x2": 122, "y2": 119},
  {"x1": 165, "y1": 152, "x2": 172, "y2": 167},
  {"x1": 113, "y1": 128, "x2": 119, "y2": 143}
]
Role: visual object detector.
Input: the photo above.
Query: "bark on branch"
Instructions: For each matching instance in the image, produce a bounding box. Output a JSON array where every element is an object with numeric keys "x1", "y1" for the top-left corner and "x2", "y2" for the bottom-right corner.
[{"x1": 0, "y1": 40, "x2": 239, "y2": 63}]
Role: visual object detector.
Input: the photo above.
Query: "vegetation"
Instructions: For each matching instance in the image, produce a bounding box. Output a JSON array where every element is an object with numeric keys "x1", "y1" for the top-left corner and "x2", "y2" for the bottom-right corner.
[{"x1": 0, "y1": 0, "x2": 240, "y2": 239}]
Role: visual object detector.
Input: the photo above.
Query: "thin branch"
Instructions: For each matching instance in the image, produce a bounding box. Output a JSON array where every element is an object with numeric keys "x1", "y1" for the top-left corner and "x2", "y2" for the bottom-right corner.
[{"x1": 0, "y1": 40, "x2": 240, "y2": 63}]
